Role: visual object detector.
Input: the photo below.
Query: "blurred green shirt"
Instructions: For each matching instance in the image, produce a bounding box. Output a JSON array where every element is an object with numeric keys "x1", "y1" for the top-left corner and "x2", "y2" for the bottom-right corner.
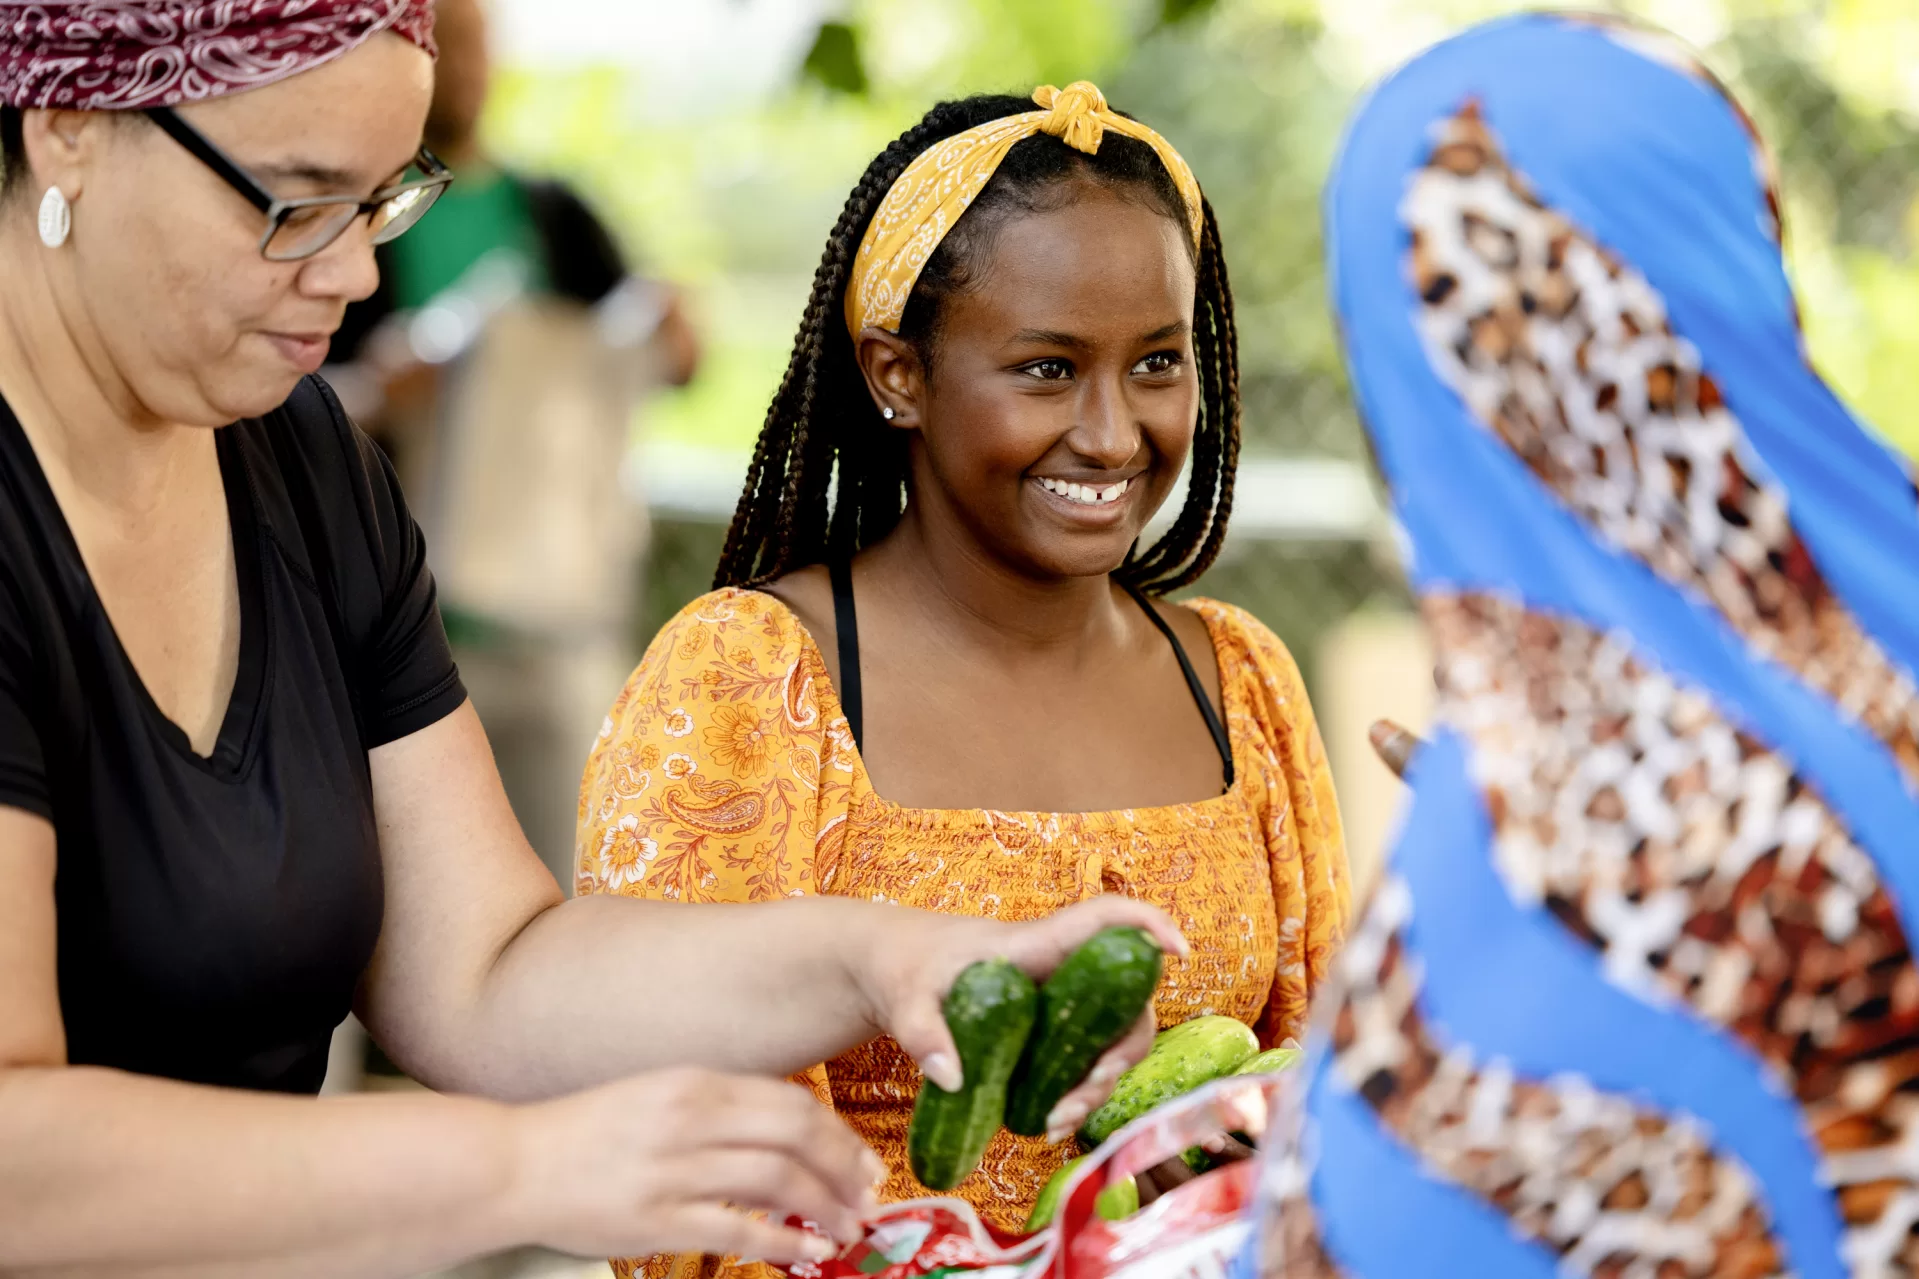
[{"x1": 386, "y1": 170, "x2": 552, "y2": 310}]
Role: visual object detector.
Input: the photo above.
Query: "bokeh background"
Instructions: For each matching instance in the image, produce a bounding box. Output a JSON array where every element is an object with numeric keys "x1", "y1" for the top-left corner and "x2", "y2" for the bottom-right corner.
[
  {"x1": 468, "y1": 0, "x2": 1919, "y2": 894},
  {"x1": 407, "y1": 2, "x2": 1919, "y2": 1270}
]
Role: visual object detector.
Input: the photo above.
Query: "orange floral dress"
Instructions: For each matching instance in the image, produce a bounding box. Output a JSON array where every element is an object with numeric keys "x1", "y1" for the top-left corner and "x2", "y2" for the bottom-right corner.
[{"x1": 575, "y1": 588, "x2": 1350, "y2": 1279}]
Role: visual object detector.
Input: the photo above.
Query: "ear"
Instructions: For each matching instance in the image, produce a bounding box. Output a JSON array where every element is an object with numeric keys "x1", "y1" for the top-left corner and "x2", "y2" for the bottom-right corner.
[
  {"x1": 854, "y1": 326, "x2": 925, "y2": 430},
  {"x1": 20, "y1": 109, "x2": 108, "y2": 200}
]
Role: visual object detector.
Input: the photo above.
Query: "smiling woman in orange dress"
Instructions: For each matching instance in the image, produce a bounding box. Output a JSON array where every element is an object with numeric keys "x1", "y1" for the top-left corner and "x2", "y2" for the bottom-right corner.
[{"x1": 578, "y1": 82, "x2": 1351, "y2": 1279}]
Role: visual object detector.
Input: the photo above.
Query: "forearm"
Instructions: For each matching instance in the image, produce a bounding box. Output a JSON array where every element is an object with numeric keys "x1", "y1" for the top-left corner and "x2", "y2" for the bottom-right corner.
[
  {"x1": 0, "y1": 1065, "x2": 524, "y2": 1276},
  {"x1": 406, "y1": 895, "x2": 897, "y2": 1101}
]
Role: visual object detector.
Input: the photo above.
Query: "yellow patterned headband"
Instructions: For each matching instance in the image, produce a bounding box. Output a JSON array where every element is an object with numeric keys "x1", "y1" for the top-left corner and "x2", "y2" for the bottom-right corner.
[{"x1": 843, "y1": 81, "x2": 1205, "y2": 340}]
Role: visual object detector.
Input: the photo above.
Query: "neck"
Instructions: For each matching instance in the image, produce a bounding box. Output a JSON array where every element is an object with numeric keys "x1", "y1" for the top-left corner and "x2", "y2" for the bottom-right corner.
[
  {"x1": 865, "y1": 493, "x2": 1131, "y2": 655},
  {"x1": 0, "y1": 214, "x2": 199, "y2": 514}
]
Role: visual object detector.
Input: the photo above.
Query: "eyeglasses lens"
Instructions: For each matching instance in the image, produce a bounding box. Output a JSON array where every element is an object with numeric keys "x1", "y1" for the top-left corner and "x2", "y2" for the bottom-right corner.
[{"x1": 264, "y1": 203, "x2": 363, "y2": 262}]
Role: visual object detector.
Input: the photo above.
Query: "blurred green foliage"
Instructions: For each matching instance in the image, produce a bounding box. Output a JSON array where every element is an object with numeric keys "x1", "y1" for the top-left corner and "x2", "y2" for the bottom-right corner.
[
  {"x1": 485, "y1": 0, "x2": 1919, "y2": 663},
  {"x1": 485, "y1": 0, "x2": 1919, "y2": 460},
  {"x1": 802, "y1": 21, "x2": 870, "y2": 96}
]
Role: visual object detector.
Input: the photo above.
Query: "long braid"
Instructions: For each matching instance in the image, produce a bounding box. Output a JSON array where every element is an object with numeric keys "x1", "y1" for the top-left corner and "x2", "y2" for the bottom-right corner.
[
  {"x1": 1155, "y1": 202, "x2": 1241, "y2": 591},
  {"x1": 1123, "y1": 198, "x2": 1240, "y2": 592},
  {"x1": 716, "y1": 104, "x2": 983, "y2": 588},
  {"x1": 716, "y1": 96, "x2": 1243, "y2": 597}
]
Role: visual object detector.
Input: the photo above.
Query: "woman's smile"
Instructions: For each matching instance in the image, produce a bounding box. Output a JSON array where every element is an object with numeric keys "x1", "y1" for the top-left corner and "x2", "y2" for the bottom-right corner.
[{"x1": 1031, "y1": 473, "x2": 1141, "y2": 525}]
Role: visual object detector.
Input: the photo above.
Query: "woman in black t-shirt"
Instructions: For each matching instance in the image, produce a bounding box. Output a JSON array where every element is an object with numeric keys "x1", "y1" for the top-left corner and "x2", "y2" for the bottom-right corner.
[{"x1": 0, "y1": 8, "x2": 1174, "y2": 1275}]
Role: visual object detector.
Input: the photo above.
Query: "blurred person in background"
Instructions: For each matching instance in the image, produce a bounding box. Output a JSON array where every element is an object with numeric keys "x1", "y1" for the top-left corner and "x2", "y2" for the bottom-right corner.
[
  {"x1": 0, "y1": 5, "x2": 1174, "y2": 1274},
  {"x1": 328, "y1": 0, "x2": 702, "y2": 884},
  {"x1": 579, "y1": 81, "x2": 1349, "y2": 1279},
  {"x1": 1253, "y1": 13, "x2": 1919, "y2": 1278}
]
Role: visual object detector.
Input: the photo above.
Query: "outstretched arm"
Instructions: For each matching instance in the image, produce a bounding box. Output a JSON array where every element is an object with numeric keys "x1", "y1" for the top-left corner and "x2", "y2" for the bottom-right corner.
[{"x1": 359, "y1": 702, "x2": 1182, "y2": 1108}]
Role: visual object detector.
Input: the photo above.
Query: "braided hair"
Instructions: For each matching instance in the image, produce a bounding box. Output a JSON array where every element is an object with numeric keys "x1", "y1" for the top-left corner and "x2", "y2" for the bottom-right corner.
[{"x1": 714, "y1": 92, "x2": 1240, "y2": 595}]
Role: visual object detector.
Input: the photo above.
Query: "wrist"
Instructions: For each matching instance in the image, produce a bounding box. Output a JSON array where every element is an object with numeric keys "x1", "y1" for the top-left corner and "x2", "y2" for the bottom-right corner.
[
  {"x1": 469, "y1": 1097, "x2": 548, "y2": 1256},
  {"x1": 834, "y1": 899, "x2": 906, "y2": 1041}
]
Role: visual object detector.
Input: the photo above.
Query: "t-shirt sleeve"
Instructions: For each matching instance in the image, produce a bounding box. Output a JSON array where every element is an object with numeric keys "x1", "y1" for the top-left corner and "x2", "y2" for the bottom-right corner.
[
  {"x1": 0, "y1": 570, "x2": 48, "y2": 820},
  {"x1": 347, "y1": 422, "x2": 467, "y2": 746},
  {"x1": 1197, "y1": 600, "x2": 1351, "y2": 1045},
  {"x1": 285, "y1": 377, "x2": 466, "y2": 748}
]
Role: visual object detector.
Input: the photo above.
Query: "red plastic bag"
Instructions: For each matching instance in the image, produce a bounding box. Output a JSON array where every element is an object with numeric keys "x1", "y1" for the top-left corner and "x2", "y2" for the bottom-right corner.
[{"x1": 775, "y1": 1075, "x2": 1284, "y2": 1279}]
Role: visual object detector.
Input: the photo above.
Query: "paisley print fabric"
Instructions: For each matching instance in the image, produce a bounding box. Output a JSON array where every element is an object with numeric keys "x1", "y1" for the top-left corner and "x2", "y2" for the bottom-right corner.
[
  {"x1": 1252, "y1": 12, "x2": 1919, "y2": 1279},
  {"x1": 0, "y1": 0, "x2": 436, "y2": 111},
  {"x1": 577, "y1": 587, "x2": 1349, "y2": 1279}
]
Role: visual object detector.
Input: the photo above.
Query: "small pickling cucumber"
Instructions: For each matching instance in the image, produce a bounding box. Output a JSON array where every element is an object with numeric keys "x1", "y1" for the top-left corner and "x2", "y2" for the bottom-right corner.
[
  {"x1": 1005, "y1": 927, "x2": 1164, "y2": 1137},
  {"x1": 1077, "y1": 1015, "x2": 1260, "y2": 1146},
  {"x1": 907, "y1": 959, "x2": 1040, "y2": 1192},
  {"x1": 1024, "y1": 1155, "x2": 1141, "y2": 1232},
  {"x1": 1232, "y1": 1046, "x2": 1304, "y2": 1075}
]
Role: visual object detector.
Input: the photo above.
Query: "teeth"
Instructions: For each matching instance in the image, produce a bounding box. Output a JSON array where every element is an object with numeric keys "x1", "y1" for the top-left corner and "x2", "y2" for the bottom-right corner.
[{"x1": 1039, "y1": 477, "x2": 1130, "y2": 506}]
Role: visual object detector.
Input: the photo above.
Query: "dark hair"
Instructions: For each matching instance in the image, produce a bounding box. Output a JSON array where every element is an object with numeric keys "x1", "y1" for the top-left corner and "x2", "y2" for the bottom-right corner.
[
  {"x1": 713, "y1": 92, "x2": 1241, "y2": 595},
  {"x1": 1, "y1": 107, "x2": 25, "y2": 195}
]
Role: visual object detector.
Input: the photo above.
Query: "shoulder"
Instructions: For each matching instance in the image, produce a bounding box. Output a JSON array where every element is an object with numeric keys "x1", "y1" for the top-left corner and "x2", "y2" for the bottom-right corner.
[
  {"x1": 240, "y1": 376, "x2": 390, "y2": 529},
  {"x1": 1178, "y1": 597, "x2": 1312, "y2": 701},
  {"x1": 241, "y1": 375, "x2": 418, "y2": 587},
  {"x1": 584, "y1": 588, "x2": 840, "y2": 826},
  {"x1": 253, "y1": 375, "x2": 360, "y2": 466},
  {"x1": 614, "y1": 588, "x2": 821, "y2": 725},
  {"x1": 641, "y1": 588, "x2": 815, "y2": 668}
]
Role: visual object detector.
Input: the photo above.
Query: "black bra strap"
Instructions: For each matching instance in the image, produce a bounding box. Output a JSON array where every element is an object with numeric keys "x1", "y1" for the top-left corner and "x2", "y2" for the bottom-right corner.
[
  {"x1": 1123, "y1": 584, "x2": 1235, "y2": 791},
  {"x1": 830, "y1": 562, "x2": 1228, "y2": 790},
  {"x1": 829, "y1": 559, "x2": 864, "y2": 752}
]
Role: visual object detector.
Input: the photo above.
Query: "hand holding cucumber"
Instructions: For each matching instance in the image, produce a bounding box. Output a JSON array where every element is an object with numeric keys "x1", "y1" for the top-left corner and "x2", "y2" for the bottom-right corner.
[
  {"x1": 866, "y1": 898, "x2": 1186, "y2": 1144},
  {"x1": 907, "y1": 922, "x2": 1177, "y2": 1190}
]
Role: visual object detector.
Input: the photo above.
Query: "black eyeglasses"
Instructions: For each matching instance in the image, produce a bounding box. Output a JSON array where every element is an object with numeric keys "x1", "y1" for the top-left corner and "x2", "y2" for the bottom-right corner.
[{"x1": 145, "y1": 107, "x2": 453, "y2": 262}]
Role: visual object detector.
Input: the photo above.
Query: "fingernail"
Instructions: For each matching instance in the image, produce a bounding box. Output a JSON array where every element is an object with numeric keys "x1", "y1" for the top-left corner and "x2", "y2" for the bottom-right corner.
[
  {"x1": 1046, "y1": 1100, "x2": 1087, "y2": 1132},
  {"x1": 864, "y1": 1150, "x2": 887, "y2": 1184},
  {"x1": 1045, "y1": 1126, "x2": 1071, "y2": 1145},
  {"x1": 1090, "y1": 1059, "x2": 1123, "y2": 1085},
  {"x1": 923, "y1": 1053, "x2": 962, "y2": 1092},
  {"x1": 805, "y1": 1237, "x2": 839, "y2": 1262}
]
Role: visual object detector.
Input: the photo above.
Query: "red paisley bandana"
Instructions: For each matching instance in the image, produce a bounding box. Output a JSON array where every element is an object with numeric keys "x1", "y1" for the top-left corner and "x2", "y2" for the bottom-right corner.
[{"x1": 0, "y1": 0, "x2": 437, "y2": 111}]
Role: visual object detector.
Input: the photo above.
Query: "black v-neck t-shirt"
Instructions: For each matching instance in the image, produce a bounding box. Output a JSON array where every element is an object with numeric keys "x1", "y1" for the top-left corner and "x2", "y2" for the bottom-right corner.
[{"x1": 0, "y1": 377, "x2": 466, "y2": 1094}]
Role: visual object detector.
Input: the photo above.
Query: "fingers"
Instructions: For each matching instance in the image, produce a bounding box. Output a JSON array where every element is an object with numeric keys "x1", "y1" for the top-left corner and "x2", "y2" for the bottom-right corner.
[
  {"x1": 889, "y1": 996, "x2": 963, "y2": 1091},
  {"x1": 1198, "y1": 1133, "x2": 1258, "y2": 1163},
  {"x1": 1368, "y1": 718, "x2": 1422, "y2": 780},
  {"x1": 657, "y1": 1203, "x2": 841, "y2": 1266},
  {"x1": 1135, "y1": 1156, "x2": 1196, "y2": 1206},
  {"x1": 1010, "y1": 898, "x2": 1189, "y2": 984},
  {"x1": 1044, "y1": 1007, "x2": 1156, "y2": 1143},
  {"x1": 671, "y1": 1148, "x2": 871, "y2": 1244},
  {"x1": 662, "y1": 1072, "x2": 884, "y2": 1211},
  {"x1": 1060, "y1": 896, "x2": 1190, "y2": 962}
]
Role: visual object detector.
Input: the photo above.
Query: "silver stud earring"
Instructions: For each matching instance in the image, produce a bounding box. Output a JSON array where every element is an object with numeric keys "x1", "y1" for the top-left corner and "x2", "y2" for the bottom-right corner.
[
  {"x1": 37, "y1": 186, "x2": 70, "y2": 248},
  {"x1": 881, "y1": 406, "x2": 896, "y2": 420}
]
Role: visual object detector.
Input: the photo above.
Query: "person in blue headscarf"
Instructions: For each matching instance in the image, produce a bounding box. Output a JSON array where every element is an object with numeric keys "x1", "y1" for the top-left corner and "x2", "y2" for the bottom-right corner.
[{"x1": 1252, "y1": 12, "x2": 1919, "y2": 1279}]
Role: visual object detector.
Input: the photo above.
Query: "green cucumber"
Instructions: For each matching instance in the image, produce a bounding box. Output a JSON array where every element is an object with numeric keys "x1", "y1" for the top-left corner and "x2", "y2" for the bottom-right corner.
[
  {"x1": 1097, "y1": 1172, "x2": 1140, "y2": 1220},
  {"x1": 1077, "y1": 1015, "x2": 1259, "y2": 1146},
  {"x1": 1024, "y1": 1155, "x2": 1140, "y2": 1232},
  {"x1": 907, "y1": 959, "x2": 1040, "y2": 1191},
  {"x1": 1232, "y1": 1046, "x2": 1303, "y2": 1075},
  {"x1": 1005, "y1": 927, "x2": 1164, "y2": 1137}
]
